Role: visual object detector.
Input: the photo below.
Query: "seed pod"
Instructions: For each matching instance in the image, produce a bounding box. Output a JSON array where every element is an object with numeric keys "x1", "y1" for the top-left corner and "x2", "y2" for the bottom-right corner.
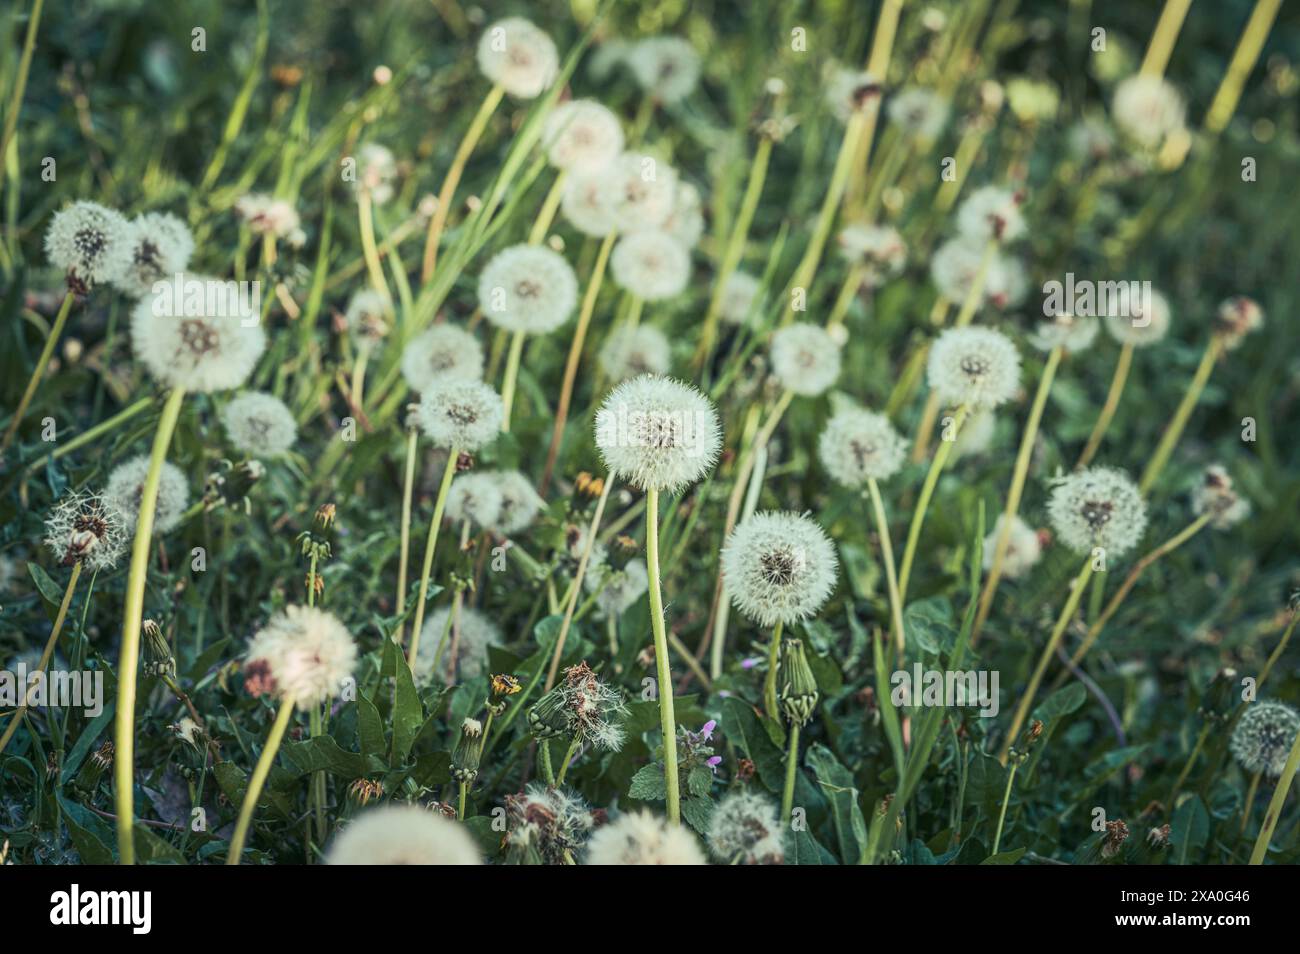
[
  {"x1": 779, "y1": 639, "x2": 819, "y2": 727},
  {"x1": 528, "y1": 686, "x2": 571, "y2": 740},
  {"x1": 142, "y1": 619, "x2": 175, "y2": 677},
  {"x1": 450, "y1": 718, "x2": 483, "y2": 782}
]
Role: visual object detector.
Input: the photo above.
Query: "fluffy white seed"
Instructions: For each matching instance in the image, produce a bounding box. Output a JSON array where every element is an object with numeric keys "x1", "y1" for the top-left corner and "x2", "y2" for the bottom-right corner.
[
  {"x1": 104, "y1": 455, "x2": 190, "y2": 535},
  {"x1": 819, "y1": 406, "x2": 907, "y2": 485},
  {"x1": 413, "y1": 606, "x2": 502, "y2": 684},
  {"x1": 221, "y1": 391, "x2": 298, "y2": 458},
  {"x1": 601, "y1": 152, "x2": 678, "y2": 233},
  {"x1": 626, "y1": 36, "x2": 701, "y2": 105},
  {"x1": 982, "y1": 514, "x2": 1043, "y2": 580},
  {"x1": 416, "y1": 379, "x2": 504, "y2": 452},
  {"x1": 722, "y1": 511, "x2": 838, "y2": 628},
  {"x1": 887, "y1": 87, "x2": 950, "y2": 140},
  {"x1": 594, "y1": 375, "x2": 722, "y2": 493},
  {"x1": 956, "y1": 186, "x2": 1026, "y2": 243},
  {"x1": 245, "y1": 605, "x2": 358, "y2": 708},
  {"x1": 475, "y1": 17, "x2": 558, "y2": 99},
  {"x1": 926, "y1": 326, "x2": 1022, "y2": 410},
  {"x1": 1112, "y1": 75, "x2": 1186, "y2": 151},
  {"x1": 112, "y1": 212, "x2": 195, "y2": 298},
  {"x1": 542, "y1": 100, "x2": 625, "y2": 173},
  {"x1": 770, "y1": 323, "x2": 842, "y2": 396},
  {"x1": 1104, "y1": 288, "x2": 1171, "y2": 347},
  {"x1": 45, "y1": 201, "x2": 133, "y2": 289},
  {"x1": 400, "y1": 324, "x2": 485, "y2": 393},
  {"x1": 478, "y1": 244, "x2": 579, "y2": 335},
  {"x1": 326, "y1": 805, "x2": 482, "y2": 864},
  {"x1": 584, "y1": 810, "x2": 706, "y2": 865},
  {"x1": 610, "y1": 230, "x2": 690, "y2": 301},
  {"x1": 1046, "y1": 466, "x2": 1148, "y2": 560},
  {"x1": 599, "y1": 324, "x2": 671, "y2": 382}
]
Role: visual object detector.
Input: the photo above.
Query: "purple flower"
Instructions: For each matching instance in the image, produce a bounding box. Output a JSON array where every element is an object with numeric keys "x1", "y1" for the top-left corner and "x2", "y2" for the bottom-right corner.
[
  {"x1": 706, "y1": 755, "x2": 722, "y2": 771},
  {"x1": 700, "y1": 719, "x2": 717, "y2": 740}
]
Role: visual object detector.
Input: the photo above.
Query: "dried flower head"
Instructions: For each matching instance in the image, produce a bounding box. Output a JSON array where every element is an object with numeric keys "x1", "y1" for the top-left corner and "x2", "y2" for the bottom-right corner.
[
  {"x1": 491, "y1": 470, "x2": 546, "y2": 535},
  {"x1": 1216, "y1": 296, "x2": 1263, "y2": 350},
  {"x1": 957, "y1": 186, "x2": 1026, "y2": 244},
  {"x1": 627, "y1": 36, "x2": 701, "y2": 105},
  {"x1": 1104, "y1": 288, "x2": 1171, "y2": 347},
  {"x1": 770, "y1": 322, "x2": 842, "y2": 396},
  {"x1": 478, "y1": 244, "x2": 578, "y2": 335},
  {"x1": 400, "y1": 324, "x2": 484, "y2": 393},
  {"x1": 1112, "y1": 75, "x2": 1186, "y2": 151},
  {"x1": 598, "y1": 324, "x2": 672, "y2": 382},
  {"x1": 43, "y1": 491, "x2": 128, "y2": 571},
  {"x1": 610, "y1": 230, "x2": 690, "y2": 302},
  {"x1": 1046, "y1": 466, "x2": 1148, "y2": 560},
  {"x1": 1030, "y1": 312, "x2": 1099, "y2": 353},
  {"x1": 542, "y1": 99, "x2": 625, "y2": 174},
  {"x1": 825, "y1": 66, "x2": 881, "y2": 122},
  {"x1": 601, "y1": 152, "x2": 679, "y2": 233},
  {"x1": 557, "y1": 661, "x2": 629, "y2": 750},
  {"x1": 838, "y1": 223, "x2": 907, "y2": 288},
  {"x1": 113, "y1": 212, "x2": 196, "y2": 297},
  {"x1": 326, "y1": 804, "x2": 481, "y2": 864},
  {"x1": 926, "y1": 326, "x2": 1022, "y2": 409},
  {"x1": 244, "y1": 605, "x2": 358, "y2": 707},
  {"x1": 707, "y1": 789, "x2": 785, "y2": 864},
  {"x1": 504, "y1": 785, "x2": 597, "y2": 865},
  {"x1": 105, "y1": 455, "x2": 191, "y2": 535},
  {"x1": 982, "y1": 514, "x2": 1043, "y2": 580},
  {"x1": 718, "y1": 270, "x2": 761, "y2": 326},
  {"x1": 722, "y1": 511, "x2": 838, "y2": 628},
  {"x1": 584, "y1": 810, "x2": 706, "y2": 865},
  {"x1": 1191, "y1": 465, "x2": 1250, "y2": 530},
  {"x1": 818, "y1": 406, "x2": 907, "y2": 485},
  {"x1": 221, "y1": 391, "x2": 298, "y2": 458},
  {"x1": 1231, "y1": 701, "x2": 1300, "y2": 777},
  {"x1": 416, "y1": 379, "x2": 504, "y2": 451},
  {"x1": 476, "y1": 17, "x2": 558, "y2": 99},
  {"x1": 594, "y1": 375, "x2": 722, "y2": 493},
  {"x1": 45, "y1": 201, "x2": 133, "y2": 291},
  {"x1": 413, "y1": 606, "x2": 502, "y2": 685},
  {"x1": 234, "y1": 193, "x2": 300, "y2": 238},
  {"x1": 445, "y1": 472, "x2": 505, "y2": 529},
  {"x1": 887, "y1": 86, "x2": 950, "y2": 140}
]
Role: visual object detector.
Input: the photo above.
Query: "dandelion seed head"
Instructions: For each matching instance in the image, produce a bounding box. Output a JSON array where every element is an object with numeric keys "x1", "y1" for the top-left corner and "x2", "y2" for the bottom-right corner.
[
  {"x1": 598, "y1": 324, "x2": 671, "y2": 382},
  {"x1": 722, "y1": 511, "x2": 838, "y2": 628},
  {"x1": 477, "y1": 244, "x2": 578, "y2": 335},
  {"x1": 952, "y1": 407, "x2": 998, "y2": 460},
  {"x1": 1112, "y1": 75, "x2": 1186, "y2": 151},
  {"x1": 770, "y1": 323, "x2": 842, "y2": 396},
  {"x1": 584, "y1": 554, "x2": 649, "y2": 619},
  {"x1": 707, "y1": 789, "x2": 785, "y2": 864},
  {"x1": 818, "y1": 406, "x2": 907, "y2": 485},
  {"x1": 1231, "y1": 701, "x2": 1300, "y2": 778},
  {"x1": 445, "y1": 472, "x2": 505, "y2": 530},
  {"x1": 662, "y1": 181, "x2": 705, "y2": 249},
  {"x1": 1046, "y1": 466, "x2": 1148, "y2": 560},
  {"x1": 326, "y1": 804, "x2": 481, "y2": 864},
  {"x1": 584, "y1": 810, "x2": 707, "y2": 865},
  {"x1": 400, "y1": 324, "x2": 484, "y2": 393},
  {"x1": 414, "y1": 606, "x2": 502, "y2": 684},
  {"x1": 1068, "y1": 116, "x2": 1115, "y2": 163},
  {"x1": 837, "y1": 223, "x2": 907, "y2": 287},
  {"x1": 926, "y1": 326, "x2": 1022, "y2": 409},
  {"x1": 825, "y1": 66, "x2": 881, "y2": 123},
  {"x1": 221, "y1": 391, "x2": 298, "y2": 458},
  {"x1": 610, "y1": 230, "x2": 690, "y2": 302},
  {"x1": 1030, "y1": 312, "x2": 1099, "y2": 353},
  {"x1": 490, "y1": 470, "x2": 546, "y2": 535},
  {"x1": 45, "y1": 201, "x2": 133, "y2": 290},
  {"x1": 718, "y1": 270, "x2": 761, "y2": 326},
  {"x1": 594, "y1": 375, "x2": 722, "y2": 493},
  {"x1": 416, "y1": 378, "x2": 504, "y2": 451},
  {"x1": 982, "y1": 514, "x2": 1043, "y2": 580},
  {"x1": 1104, "y1": 288, "x2": 1171, "y2": 347},
  {"x1": 344, "y1": 289, "x2": 391, "y2": 347},
  {"x1": 1191, "y1": 464, "x2": 1250, "y2": 531},
  {"x1": 43, "y1": 491, "x2": 128, "y2": 571},
  {"x1": 245, "y1": 605, "x2": 358, "y2": 707},
  {"x1": 504, "y1": 784, "x2": 597, "y2": 864},
  {"x1": 626, "y1": 36, "x2": 701, "y2": 105},
  {"x1": 234, "y1": 193, "x2": 300, "y2": 238},
  {"x1": 105, "y1": 455, "x2": 190, "y2": 535},
  {"x1": 560, "y1": 170, "x2": 618, "y2": 237},
  {"x1": 476, "y1": 17, "x2": 558, "y2": 99},
  {"x1": 542, "y1": 99, "x2": 624, "y2": 174},
  {"x1": 601, "y1": 152, "x2": 679, "y2": 233},
  {"x1": 356, "y1": 143, "x2": 398, "y2": 204},
  {"x1": 930, "y1": 238, "x2": 1027, "y2": 309},
  {"x1": 1216, "y1": 296, "x2": 1263, "y2": 351},
  {"x1": 113, "y1": 212, "x2": 195, "y2": 297},
  {"x1": 887, "y1": 87, "x2": 950, "y2": 141},
  {"x1": 956, "y1": 186, "x2": 1026, "y2": 243}
]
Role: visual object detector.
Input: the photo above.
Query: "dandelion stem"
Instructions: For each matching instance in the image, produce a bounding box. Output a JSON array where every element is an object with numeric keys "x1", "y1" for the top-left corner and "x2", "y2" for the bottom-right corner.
[
  {"x1": 499, "y1": 330, "x2": 527, "y2": 432},
  {"x1": 395, "y1": 426, "x2": 418, "y2": 645},
  {"x1": 538, "y1": 737, "x2": 555, "y2": 786},
  {"x1": 645, "y1": 487, "x2": 681, "y2": 824},
  {"x1": 544, "y1": 474, "x2": 614, "y2": 692},
  {"x1": 457, "y1": 781, "x2": 467, "y2": 819},
  {"x1": 408, "y1": 447, "x2": 459, "y2": 666},
  {"x1": 1248, "y1": 728, "x2": 1300, "y2": 864},
  {"x1": 991, "y1": 761, "x2": 1019, "y2": 855},
  {"x1": 1205, "y1": 0, "x2": 1283, "y2": 134},
  {"x1": 1139, "y1": 334, "x2": 1222, "y2": 494},
  {"x1": 225, "y1": 695, "x2": 296, "y2": 865},
  {"x1": 0, "y1": 0, "x2": 45, "y2": 202},
  {"x1": 357, "y1": 188, "x2": 394, "y2": 310},
  {"x1": 764, "y1": 620, "x2": 785, "y2": 722},
  {"x1": 1077, "y1": 341, "x2": 1133, "y2": 470},
  {"x1": 1240, "y1": 769, "x2": 1263, "y2": 837},
  {"x1": 528, "y1": 169, "x2": 568, "y2": 245},
  {"x1": 555, "y1": 735, "x2": 581, "y2": 786},
  {"x1": 1167, "y1": 724, "x2": 1210, "y2": 810},
  {"x1": 866, "y1": 478, "x2": 907, "y2": 658},
  {"x1": 114, "y1": 385, "x2": 186, "y2": 865},
  {"x1": 1, "y1": 290, "x2": 74, "y2": 460},
  {"x1": 898, "y1": 404, "x2": 969, "y2": 602},
  {"x1": 1257, "y1": 609, "x2": 1298, "y2": 690},
  {"x1": 781, "y1": 722, "x2": 801, "y2": 821},
  {"x1": 1140, "y1": 0, "x2": 1193, "y2": 79}
]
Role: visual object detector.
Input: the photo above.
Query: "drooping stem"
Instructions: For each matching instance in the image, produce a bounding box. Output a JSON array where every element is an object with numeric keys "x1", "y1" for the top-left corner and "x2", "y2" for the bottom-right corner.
[
  {"x1": 1077, "y1": 341, "x2": 1133, "y2": 469},
  {"x1": 1140, "y1": 335, "x2": 1222, "y2": 494},
  {"x1": 1205, "y1": 0, "x2": 1283, "y2": 134},
  {"x1": 394, "y1": 426, "x2": 418, "y2": 645},
  {"x1": 763, "y1": 620, "x2": 785, "y2": 722},
  {"x1": 645, "y1": 487, "x2": 680, "y2": 824},
  {"x1": 114, "y1": 386, "x2": 186, "y2": 865},
  {"x1": 781, "y1": 722, "x2": 801, "y2": 820},
  {"x1": 499, "y1": 330, "x2": 527, "y2": 432},
  {"x1": 991, "y1": 761, "x2": 1020, "y2": 855},
  {"x1": 898, "y1": 404, "x2": 969, "y2": 602},
  {"x1": 407, "y1": 447, "x2": 459, "y2": 665},
  {"x1": 866, "y1": 479, "x2": 907, "y2": 657},
  {"x1": 1248, "y1": 727, "x2": 1300, "y2": 864},
  {"x1": 225, "y1": 695, "x2": 296, "y2": 865},
  {"x1": 1, "y1": 290, "x2": 75, "y2": 459},
  {"x1": 544, "y1": 474, "x2": 615, "y2": 692}
]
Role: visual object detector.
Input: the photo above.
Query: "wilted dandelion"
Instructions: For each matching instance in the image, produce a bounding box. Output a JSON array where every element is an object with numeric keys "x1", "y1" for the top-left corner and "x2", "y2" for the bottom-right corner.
[
  {"x1": 45, "y1": 201, "x2": 132, "y2": 291},
  {"x1": 43, "y1": 491, "x2": 128, "y2": 571},
  {"x1": 504, "y1": 785, "x2": 597, "y2": 865},
  {"x1": 326, "y1": 804, "x2": 482, "y2": 864},
  {"x1": 220, "y1": 391, "x2": 298, "y2": 458},
  {"x1": 707, "y1": 789, "x2": 785, "y2": 864},
  {"x1": 399, "y1": 324, "x2": 484, "y2": 393},
  {"x1": 770, "y1": 322, "x2": 842, "y2": 396},
  {"x1": 584, "y1": 810, "x2": 706, "y2": 865},
  {"x1": 105, "y1": 455, "x2": 190, "y2": 535}
]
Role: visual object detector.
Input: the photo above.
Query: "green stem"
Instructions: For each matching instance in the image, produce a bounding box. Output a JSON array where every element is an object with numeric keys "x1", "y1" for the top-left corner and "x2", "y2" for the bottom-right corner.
[
  {"x1": 395, "y1": 427, "x2": 418, "y2": 646},
  {"x1": 764, "y1": 620, "x2": 785, "y2": 721},
  {"x1": 544, "y1": 474, "x2": 614, "y2": 692},
  {"x1": 991, "y1": 761, "x2": 1020, "y2": 854},
  {"x1": 1167, "y1": 724, "x2": 1210, "y2": 810},
  {"x1": 897, "y1": 405, "x2": 968, "y2": 601},
  {"x1": 781, "y1": 722, "x2": 801, "y2": 820},
  {"x1": 407, "y1": 447, "x2": 459, "y2": 665},
  {"x1": 555, "y1": 735, "x2": 582, "y2": 785},
  {"x1": 1140, "y1": 335, "x2": 1222, "y2": 493},
  {"x1": 225, "y1": 695, "x2": 296, "y2": 864},
  {"x1": 0, "y1": 0, "x2": 45, "y2": 192},
  {"x1": 1249, "y1": 725, "x2": 1300, "y2": 864},
  {"x1": 1077, "y1": 341, "x2": 1133, "y2": 469},
  {"x1": 645, "y1": 487, "x2": 680, "y2": 824},
  {"x1": 866, "y1": 479, "x2": 907, "y2": 658},
  {"x1": 538, "y1": 737, "x2": 555, "y2": 785},
  {"x1": 22, "y1": 396, "x2": 153, "y2": 476},
  {"x1": 499, "y1": 329, "x2": 527, "y2": 432}
]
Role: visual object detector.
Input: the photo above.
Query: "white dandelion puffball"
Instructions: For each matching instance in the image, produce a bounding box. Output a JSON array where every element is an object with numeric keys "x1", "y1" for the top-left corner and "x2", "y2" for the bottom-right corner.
[
  {"x1": 1104, "y1": 288, "x2": 1171, "y2": 347},
  {"x1": 722, "y1": 511, "x2": 839, "y2": 628},
  {"x1": 476, "y1": 17, "x2": 558, "y2": 99},
  {"x1": 45, "y1": 201, "x2": 133, "y2": 289},
  {"x1": 708, "y1": 789, "x2": 785, "y2": 864},
  {"x1": 1046, "y1": 466, "x2": 1148, "y2": 560},
  {"x1": 627, "y1": 36, "x2": 701, "y2": 105},
  {"x1": 492, "y1": 470, "x2": 546, "y2": 535},
  {"x1": 105, "y1": 455, "x2": 190, "y2": 535},
  {"x1": 561, "y1": 170, "x2": 617, "y2": 238},
  {"x1": 344, "y1": 289, "x2": 391, "y2": 346},
  {"x1": 477, "y1": 244, "x2": 579, "y2": 335},
  {"x1": 838, "y1": 223, "x2": 907, "y2": 287},
  {"x1": 953, "y1": 407, "x2": 997, "y2": 460},
  {"x1": 585, "y1": 556, "x2": 650, "y2": 620},
  {"x1": 599, "y1": 324, "x2": 671, "y2": 382},
  {"x1": 595, "y1": 375, "x2": 721, "y2": 493},
  {"x1": 887, "y1": 87, "x2": 950, "y2": 141},
  {"x1": 327, "y1": 805, "x2": 482, "y2": 865},
  {"x1": 1112, "y1": 74, "x2": 1186, "y2": 151},
  {"x1": 1030, "y1": 313, "x2": 1099, "y2": 353},
  {"x1": 113, "y1": 212, "x2": 195, "y2": 297},
  {"x1": 930, "y1": 238, "x2": 1026, "y2": 309},
  {"x1": 416, "y1": 379, "x2": 504, "y2": 451},
  {"x1": 926, "y1": 326, "x2": 1022, "y2": 410},
  {"x1": 719, "y1": 270, "x2": 761, "y2": 326},
  {"x1": 982, "y1": 514, "x2": 1043, "y2": 580},
  {"x1": 771, "y1": 323, "x2": 842, "y2": 396},
  {"x1": 956, "y1": 186, "x2": 1026, "y2": 243},
  {"x1": 818, "y1": 406, "x2": 907, "y2": 486},
  {"x1": 413, "y1": 606, "x2": 502, "y2": 685},
  {"x1": 43, "y1": 491, "x2": 128, "y2": 571},
  {"x1": 1231, "y1": 701, "x2": 1300, "y2": 778},
  {"x1": 602, "y1": 152, "x2": 679, "y2": 233},
  {"x1": 662, "y1": 181, "x2": 705, "y2": 249},
  {"x1": 221, "y1": 391, "x2": 298, "y2": 458},
  {"x1": 234, "y1": 193, "x2": 300, "y2": 238},
  {"x1": 400, "y1": 324, "x2": 484, "y2": 393},
  {"x1": 1068, "y1": 116, "x2": 1115, "y2": 163},
  {"x1": 1191, "y1": 464, "x2": 1251, "y2": 530},
  {"x1": 825, "y1": 66, "x2": 881, "y2": 122},
  {"x1": 1217, "y1": 296, "x2": 1264, "y2": 350},
  {"x1": 131, "y1": 273, "x2": 267, "y2": 393},
  {"x1": 610, "y1": 230, "x2": 690, "y2": 301},
  {"x1": 542, "y1": 99, "x2": 625, "y2": 174},
  {"x1": 356, "y1": 142, "x2": 398, "y2": 204},
  {"x1": 585, "y1": 810, "x2": 706, "y2": 865},
  {"x1": 589, "y1": 39, "x2": 630, "y2": 82},
  {"x1": 446, "y1": 472, "x2": 504, "y2": 529},
  {"x1": 245, "y1": 605, "x2": 358, "y2": 707}
]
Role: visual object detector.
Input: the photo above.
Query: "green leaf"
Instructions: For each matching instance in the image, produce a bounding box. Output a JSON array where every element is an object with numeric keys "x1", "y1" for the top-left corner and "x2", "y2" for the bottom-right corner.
[
  {"x1": 902, "y1": 596, "x2": 957, "y2": 656},
  {"x1": 681, "y1": 794, "x2": 714, "y2": 834},
  {"x1": 720, "y1": 696, "x2": 784, "y2": 793},
  {"x1": 382, "y1": 637, "x2": 424, "y2": 764},
  {"x1": 981, "y1": 847, "x2": 1026, "y2": 865},
  {"x1": 27, "y1": 561, "x2": 65, "y2": 621},
  {"x1": 279, "y1": 735, "x2": 372, "y2": 779},
  {"x1": 806, "y1": 743, "x2": 867, "y2": 863},
  {"x1": 1171, "y1": 795, "x2": 1209, "y2": 864},
  {"x1": 1033, "y1": 683, "x2": 1088, "y2": 725},
  {"x1": 356, "y1": 690, "x2": 386, "y2": 764},
  {"x1": 628, "y1": 763, "x2": 667, "y2": 801},
  {"x1": 58, "y1": 796, "x2": 114, "y2": 864}
]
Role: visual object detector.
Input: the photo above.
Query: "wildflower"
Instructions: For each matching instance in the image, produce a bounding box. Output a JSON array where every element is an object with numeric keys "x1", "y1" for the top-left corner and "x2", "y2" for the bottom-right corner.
[
  {"x1": 416, "y1": 379, "x2": 504, "y2": 451},
  {"x1": 956, "y1": 186, "x2": 1026, "y2": 243},
  {"x1": 220, "y1": 391, "x2": 298, "y2": 458},
  {"x1": 445, "y1": 472, "x2": 504, "y2": 529},
  {"x1": 1216, "y1": 296, "x2": 1263, "y2": 350},
  {"x1": 1029, "y1": 312, "x2": 1099, "y2": 353},
  {"x1": 707, "y1": 790, "x2": 785, "y2": 864},
  {"x1": 722, "y1": 511, "x2": 838, "y2": 628},
  {"x1": 610, "y1": 230, "x2": 690, "y2": 301},
  {"x1": 105, "y1": 455, "x2": 190, "y2": 534},
  {"x1": 131, "y1": 273, "x2": 267, "y2": 392},
  {"x1": 594, "y1": 375, "x2": 722, "y2": 493},
  {"x1": 113, "y1": 212, "x2": 195, "y2": 297},
  {"x1": 1191, "y1": 465, "x2": 1250, "y2": 530},
  {"x1": 243, "y1": 605, "x2": 358, "y2": 707},
  {"x1": 926, "y1": 326, "x2": 1022, "y2": 409},
  {"x1": 584, "y1": 555, "x2": 650, "y2": 619},
  {"x1": 598, "y1": 325, "x2": 672, "y2": 381},
  {"x1": 542, "y1": 99, "x2": 625, "y2": 174},
  {"x1": 490, "y1": 470, "x2": 546, "y2": 535},
  {"x1": 1230, "y1": 701, "x2": 1300, "y2": 777},
  {"x1": 1104, "y1": 288, "x2": 1171, "y2": 347},
  {"x1": 1112, "y1": 75, "x2": 1185, "y2": 151},
  {"x1": 343, "y1": 289, "x2": 390, "y2": 347},
  {"x1": 234, "y1": 193, "x2": 300, "y2": 238},
  {"x1": 43, "y1": 491, "x2": 127, "y2": 570},
  {"x1": 475, "y1": 17, "x2": 557, "y2": 98},
  {"x1": 44, "y1": 201, "x2": 133, "y2": 291},
  {"x1": 477, "y1": 245, "x2": 578, "y2": 335},
  {"x1": 627, "y1": 36, "x2": 701, "y2": 104},
  {"x1": 560, "y1": 170, "x2": 617, "y2": 237},
  {"x1": 601, "y1": 152, "x2": 679, "y2": 233},
  {"x1": 837, "y1": 223, "x2": 907, "y2": 287},
  {"x1": 584, "y1": 810, "x2": 706, "y2": 865},
  {"x1": 818, "y1": 406, "x2": 907, "y2": 486},
  {"x1": 770, "y1": 323, "x2": 842, "y2": 396},
  {"x1": 887, "y1": 87, "x2": 950, "y2": 140},
  {"x1": 662, "y1": 181, "x2": 704, "y2": 249},
  {"x1": 449, "y1": 718, "x2": 483, "y2": 782},
  {"x1": 170, "y1": 717, "x2": 203, "y2": 750},
  {"x1": 413, "y1": 607, "x2": 501, "y2": 684},
  {"x1": 355, "y1": 143, "x2": 398, "y2": 203},
  {"x1": 504, "y1": 785, "x2": 597, "y2": 865},
  {"x1": 326, "y1": 804, "x2": 481, "y2": 864},
  {"x1": 528, "y1": 662, "x2": 628, "y2": 751},
  {"x1": 718, "y1": 270, "x2": 761, "y2": 326},
  {"x1": 399, "y1": 324, "x2": 484, "y2": 393},
  {"x1": 981, "y1": 514, "x2": 1042, "y2": 579},
  {"x1": 1046, "y1": 466, "x2": 1148, "y2": 560},
  {"x1": 588, "y1": 38, "x2": 631, "y2": 82},
  {"x1": 825, "y1": 66, "x2": 881, "y2": 122}
]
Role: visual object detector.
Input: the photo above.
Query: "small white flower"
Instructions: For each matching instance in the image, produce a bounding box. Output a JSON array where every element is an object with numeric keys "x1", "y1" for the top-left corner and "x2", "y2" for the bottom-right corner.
[
  {"x1": 45, "y1": 202, "x2": 133, "y2": 290},
  {"x1": 718, "y1": 270, "x2": 761, "y2": 326},
  {"x1": 1190, "y1": 465, "x2": 1250, "y2": 530},
  {"x1": 1230, "y1": 701, "x2": 1300, "y2": 777},
  {"x1": 445, "y1": 472, "x2": 504, "y2": 530},
  {"x1": 1104, "y1": 288, "x2": 1171, "y2": 347},
  {"x1": 982, "y1": 514, "x2": 1042, "y2": 580},
  {"x1": 105, "y1": 455, "x2": 190, "y2": 535},
  {"x1": 416, "y1": 379, "x2": 504, "y2": 451},
  {"x1": 413, "y1": 606, "x2": 502, "y2": 684},
  {"x1": 1046, "y1": 466, "x2": 1148, "y2": 560},
  {"x1": 344, "y1": 289, "x2": 391, "y2": 347},
  {"x1": 1029, "y1": 313, "x2": 1099, "y2": 353},
  {"x1": 707, "y1": 790, "x2": 784, "y2": 864},
  {"x1": 926, "y1": 326, "x2": 1022, "y2": 409},
  {"x1": 599, "y1": 324, "x2": 671, "y2": 381},
  {"x1": 478, "y1": 244, "x2": 579, "y2": 335},
  {"x1": 221, "y1": 391, "x2": 298, "y2": 458},
  {"x1": 1112, "y1": 75, "x2": 1186, "y2": 151},
  {"x1": 542, "y1": 100, "x2": 625, "y2": 174},
  {"x1": 491, "y1": 470, "x2": 546, "y2": 535},
  {"x1": 956, "y1": 186, "x2": 1026, "y2": 243},
  {"x1": 838, "y1": 223, "x2": 907, "y2": 287},
  {"x1": 476, "y1": 17, "x2": 558, "y2": 99},
  {"x1": 400, "y1": 324, "x2": 484, "y2": 393},
  {"x1": 584, "y1": 810, "x2": 706, "y2": 865},
  {"x1": 626, "y1": 36, "x2": 701, "y2": 105},
  {"x1": 113, "y1": 212, "x2": 195, "y2": 298},
  {"x1": 244, "y1": 605, "x2": 358, "y2": 707},
  {"x1": 662, "y1": 181, "x2": 704, "y2": 249},
  {"x1": 610, "y1": 230, "x2": 690, "y2": 301},
  {"x1": 818, "y1": 406, "x2": 907, "y2": 486},
  {"x1": 722, "y1": 511, "x2": 838, "y2": 628},
  {"x1": 43, "y1": 491, "x2": 128, "y2": 571},
  {"x1": 561, "y1": 170, "x2": 617, "y2": 238},
  {"x1": 770, "y1": 323, "x2": 842, "y2": 396},
  {"x1": 887, "y1": 87, "x2": 950, "y2": 140},
  {"x1": 234, "y1": 193, "x2": 300, "y2": 238},
  {"x1": 594, "y1": 375, "x2": 721, "y2": 493},
  {"x1": 355, "y1": 143, "x2": 398, "y2": 204},
  {"x1": 585, "y1": 555, "x2": 650, "y2": 619},
  {"x1": 825, "y1": 66, "x2": 881, "y2": 123},
  {"x1": 601, "y1": 152, "x2": 678, "y2": 233},
  {"x1": 326, "y1": 805, "x2": 481, "y2": 865},
  {"x1": 1216, "y1": 296, "x2": 1264, "y2": 350}
]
